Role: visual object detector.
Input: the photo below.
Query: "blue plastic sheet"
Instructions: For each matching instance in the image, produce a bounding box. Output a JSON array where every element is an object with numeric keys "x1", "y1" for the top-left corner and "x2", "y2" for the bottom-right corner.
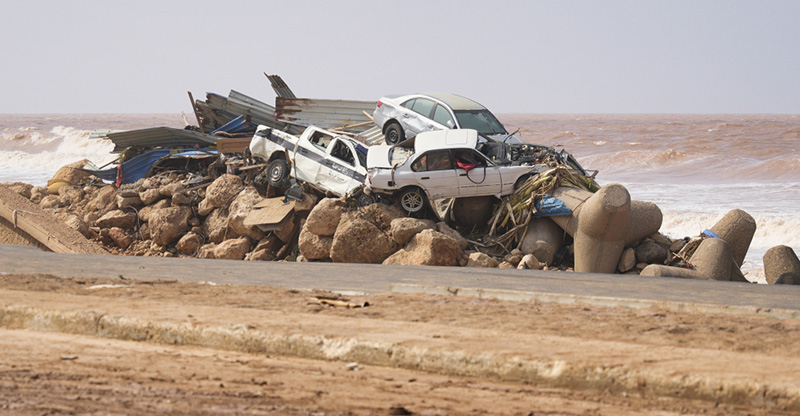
[{"x1": 533, "y1": 195, "x2": 572, "y2": 217}]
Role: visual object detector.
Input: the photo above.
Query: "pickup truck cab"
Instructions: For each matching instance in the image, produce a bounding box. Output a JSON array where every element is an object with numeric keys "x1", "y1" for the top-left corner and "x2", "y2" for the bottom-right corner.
[{"x1": 249, "y1": 125, "x2": 369, "y2": 197}]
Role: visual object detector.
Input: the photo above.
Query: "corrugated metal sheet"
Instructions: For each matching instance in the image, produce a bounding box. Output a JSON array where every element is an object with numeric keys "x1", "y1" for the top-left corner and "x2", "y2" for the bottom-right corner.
[
  {"x1": 265, "y1": 74, "x2": 296, "y2": 98},
  {"x1": 94, "y1": 127, "x2": 219, "y2": 152},
  {"x1": 276, "y1": 97, "x2": 377, "y2": 133},
  {"x1": 355, "y1": 126, "x2": 386, "y2": 146},
  {"x1": 193, "y1": 90, "x2": 302, "y2": 135}
]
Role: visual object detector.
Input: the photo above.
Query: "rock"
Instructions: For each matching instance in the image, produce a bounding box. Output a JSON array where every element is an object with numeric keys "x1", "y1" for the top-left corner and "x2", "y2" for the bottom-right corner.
[
  {"x1": 305, "y1": 198, "x2": 346, "y2": 236},
  {"x1": 466, "y1": 252, "x2": 499, "y2": 268},
  {"x1": 298, "y1": 227, "x2": 333, "y2": 260},
  {"x1": 171, "y1": 192, "x2": 191, "y2": 206},
  {"x1": 451, "y1": 196, "x2": 495, "y2": 228},
  {"x1": 197, "y1": 198, "x2": 214, "y2": 216},
  {"x1": 58, "y1": 185, "x2": 85, "y2": 207},
  {"x1": 39, "y1": 195, "x2": 61, "y2": 209},
  {"x1": 649, "y1": 233, "x2": 672, "y2": 249},
  {"x1": 30, "y1": 186, "x2": 48, "y2": 204},
  {"x1": 245, "y1": 248, "x2": 277, "y2": 261},
  {"x1": 149, "y1": 206, "x2": 192, "y2": 246},
  {"x1": 775, "y1": 273, "x2": 800, "y2": 285},
  {"x1": 50, "y1": 159, "x2": 92, "y2": 187},
  {"x1": 517, "y1": 254, "x2": 541, "y2": 270},
  {"x1": 2, "y1": 182, "x2": 32, "y2": 199},
  {"x1": 436, "y1": 222, "x2": 468, "y2": 250},
  {"x1": 96, "y1": 210, "x2": 136, "y2": 229},
  {"x1": 669, "y1": 239, "x2": 686, "y2": 253},
  {"x1": 108, "y1": 227, "x2": 134, "y2": 250},
  {"x1": 390, "y1": 217, "x2": 433, "y2": 245},
  {"x1": 253, "y1": 235, "x2": 284, "y2": 254},
  {"x1": 273, "y1": 213, "x2": 297, "y2": 243},
  {"x1": 117, "y1": 194, "x2": 143, "y2": 210},
  {"x1": 360, "y1": 203, "x2": 405, "y2": 231},
  {"x1": 54, "y1": 211, "x2": 92, "y2": 239},
  {"x1": 227, "y1": 186, "x2": 265, "y2": 240},
  {"x1": 204, "y1": 207, "x2": 239, "y2": 244},
  {"x1": 292, "y1": 192, "x2": 319, "y2": 212},
  {"x1": 205, "y1": 174, "x2": 243, "y2": 208},
  {"x1": 197, "y1": 243, "x2": 216, "y2": 259},
  {"x1": 504, "y1": 254, "x2": 522, "y2": 267},
  {"x1": 383, "y1": 229, "x2": 461, "y2": 267},
  {"x1": 139, "y1": 188, "x2": 162, "y2": 205},
  {"x1": 159, "y1": 182, "x2": 185, "y2": 198},
  {"x1": 763, "y1": 245, "x2": 800, "y2": 284},
  {"x1": 213, "y1": 237, "x2": 251, "y2": 260},
  {"x1": 85, "y1": 185, "x2": 118, "y2": 216},
  {"x1": 618, "y1": 247, "x2": 637, "y2": 273},
  {"x1": 176, "y1": 232, "x2": 204, "y2": 255},
  {"x1": 635, "y1": 239, "x2": 668, "y2": 265},
  {"x1": 498, "y1": 261, "x2": 515, "y2": 269},
  {"x1": 138, "y1": 199, "x2": 171, "y2": 223},
  {"x1": 330, "y1": 216, "x2": 398, "y2": 264}
]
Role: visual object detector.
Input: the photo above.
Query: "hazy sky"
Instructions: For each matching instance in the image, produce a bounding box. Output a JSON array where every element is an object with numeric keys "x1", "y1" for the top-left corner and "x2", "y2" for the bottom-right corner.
[{"x1": 1, "y1": 1, "x2": 798, "y2": 114}]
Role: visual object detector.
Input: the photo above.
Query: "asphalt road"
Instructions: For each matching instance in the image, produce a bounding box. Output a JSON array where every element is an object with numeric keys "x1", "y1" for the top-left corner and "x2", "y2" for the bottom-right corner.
[{"x1": 1, "y1": 244, "x2": 797, "y2": 316}]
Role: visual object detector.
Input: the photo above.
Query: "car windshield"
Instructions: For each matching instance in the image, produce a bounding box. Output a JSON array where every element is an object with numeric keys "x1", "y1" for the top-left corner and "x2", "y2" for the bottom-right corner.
[{"x1": 454, "y1": 110, "x2": 507, "y2": 135}]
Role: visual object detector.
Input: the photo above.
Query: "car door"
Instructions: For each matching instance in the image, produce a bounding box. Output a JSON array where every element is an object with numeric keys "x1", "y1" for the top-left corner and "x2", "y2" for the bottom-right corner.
[
  {"x1": 453, "y1": 148, "x2": 503, "y2": 197},
  {"x1": 293, "y1": 130, "x2": 330, "y2": 183},
  {"x1": 318, "y1": 138, "x2": 363, "y2": 196},
  {"x1": 402, "y1": 98, "x2": 439, "y2": 137},
  {"x1": 409, "y1": 149, "x2": 460, "y2": 199}
]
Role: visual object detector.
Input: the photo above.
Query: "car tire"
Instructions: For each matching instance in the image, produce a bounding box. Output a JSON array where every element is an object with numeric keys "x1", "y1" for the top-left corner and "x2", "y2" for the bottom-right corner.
[
  {"x1": 384, "y1": 122, "x2": 404, "y2": 145},
  {"x1": 398, "y1": 187, "x2": 426, "y2": 214},
  {"x1": 353, "y1": 189, "x2": 377, "y2": 207},
  {"x1": 514, "y1": 174, "x2": 532, "y2": 190},
  {"x1": 266, "y1": 158, "x2": 289, "y2": 186}
]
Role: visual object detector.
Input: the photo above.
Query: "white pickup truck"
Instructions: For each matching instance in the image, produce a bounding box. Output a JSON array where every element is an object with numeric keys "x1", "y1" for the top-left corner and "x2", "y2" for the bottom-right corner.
[{"x1": 248, "y1": 125, "x2": 370, "y2": 198}]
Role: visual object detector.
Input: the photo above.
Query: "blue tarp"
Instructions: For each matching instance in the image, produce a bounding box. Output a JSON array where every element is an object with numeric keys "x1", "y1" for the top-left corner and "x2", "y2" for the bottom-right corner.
[
  {"x1": 533, "y1": 195, "x2": 572, "y2": 217},
  {"x1": 84, "y1": 149, "x2": 217, "y2": 185}
]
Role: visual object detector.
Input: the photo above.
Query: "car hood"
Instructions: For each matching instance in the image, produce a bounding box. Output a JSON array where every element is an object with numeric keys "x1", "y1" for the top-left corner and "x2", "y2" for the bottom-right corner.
[{"x1": 366, "y1": 144, "x2": 393, "y2": 169}]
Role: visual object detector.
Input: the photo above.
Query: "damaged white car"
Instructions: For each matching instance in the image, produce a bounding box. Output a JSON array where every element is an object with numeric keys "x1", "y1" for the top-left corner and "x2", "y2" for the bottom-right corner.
[
  {"x1": 366, "y1": 129, "x2": 549, "y2": 214},
  {"x1": 249, "y1": 125, "x2": 371, "y2": 199}
]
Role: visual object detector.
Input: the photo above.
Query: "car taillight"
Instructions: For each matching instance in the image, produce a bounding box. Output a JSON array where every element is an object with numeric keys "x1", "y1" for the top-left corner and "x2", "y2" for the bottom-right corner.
[{"x1": 376, "y1": 101, "x2": 383, "y2": 108}]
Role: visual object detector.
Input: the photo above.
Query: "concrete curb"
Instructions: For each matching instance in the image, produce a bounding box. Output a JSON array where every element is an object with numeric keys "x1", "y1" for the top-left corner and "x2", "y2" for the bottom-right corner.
[
  {"x1": 1, "y1": 304, "x2": 798, "y2": 411},
  {"x1": 391, "y1": 283, "x2": 800, "y2": 320}
]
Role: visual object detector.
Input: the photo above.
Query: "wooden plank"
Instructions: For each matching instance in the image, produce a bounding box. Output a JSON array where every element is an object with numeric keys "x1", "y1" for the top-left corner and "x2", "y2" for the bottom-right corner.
[{"x1": 244, "y1": 197, "x2": 295, "y2": 227}]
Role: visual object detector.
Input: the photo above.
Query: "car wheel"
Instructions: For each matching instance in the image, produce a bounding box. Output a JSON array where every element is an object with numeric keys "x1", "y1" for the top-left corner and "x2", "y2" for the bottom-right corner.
[
  {"x1": 514, "y1": 174, "x2": 532, "y2": 190},
  {"x1": 267, "y1": 158, "x2": 289, "y2": 186},
  {"x1": 399, "y1": 187, "x2": 426, "y2": 214},
  {"x1": 384, "y1": 122, "x2": 404, "y2": 145},
  {"x1": 353, "y1": 189, "x2": 377, "y2": 207}
]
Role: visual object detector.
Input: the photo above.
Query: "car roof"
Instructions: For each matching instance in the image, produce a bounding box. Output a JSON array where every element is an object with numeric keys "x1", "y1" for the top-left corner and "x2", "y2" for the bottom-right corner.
[
  {"x1": 385, "y1": 93, "x2": 488, "y2": 111},
  {"x1": 414, "y1": 129, "x2": 479, "y2": 154}
]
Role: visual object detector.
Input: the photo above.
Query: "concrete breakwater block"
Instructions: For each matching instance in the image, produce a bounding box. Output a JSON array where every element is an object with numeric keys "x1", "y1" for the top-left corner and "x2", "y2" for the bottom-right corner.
[
  {"x1": 640, "y1": 238, "x2": 732, "y2": 281},
  {"x1": 519, "y1": 217, "x2": 563, "y2": 265},
  {"x1": 709, "y1": 209, "x2": 756, "y2": 267},
  {"x1": 763, "y1": 245, "x2": 800, "y2": 284},
  {"x1": 549, "y1": 184, "x2": 662, "y2": 274}
]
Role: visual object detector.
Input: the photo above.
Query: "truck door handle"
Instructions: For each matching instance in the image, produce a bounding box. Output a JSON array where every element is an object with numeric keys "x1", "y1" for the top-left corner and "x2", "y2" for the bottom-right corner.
[{"x1": 421, "y1": 176, "x2": 430, "y2": 180}]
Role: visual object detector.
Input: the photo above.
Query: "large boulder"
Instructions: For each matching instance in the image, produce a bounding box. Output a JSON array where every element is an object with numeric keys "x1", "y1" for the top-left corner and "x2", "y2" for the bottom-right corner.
[
  {"x1": 96, "y1": 209, "x2": 137, "y2": 230},
  {"x1": 330, "y1": 216, "x2": 398, "y2": 264},
  {"x1": 1, "y1": 182, "x2": 33, "y2": 199},
  {"x1": 298, "y1": 226, "x2": 333, "y2": 260},
  {"x1": 383, "y1": 229, "x2": 462, "y2": 267},
  {"x1": 139, "y1": 188, "x2": 162, "y2": 205},
  {"x1": 54, "y1": 211, "x2": 92, "y2": 239},
  {"x1": 176, "y1": 232, "x2": 204, "y2": 255},
  {"x1": 213, "y1": 237, "x2": 252, "y2": 260},
  {"x1": 205, "y1": 174, "x2": 243, "y2": 208},
  {"x1": 108, "y1": 227, "x2": 134, "y2": 250},
  {"x1": 305, "y1": 198, "x2": 346, "y2": 236},
  {"x1": 85, "y1": 185, "x2": 118, "y2": 216},
  {"x1": 390, "y1": 217, "x2": 433, "y2": 246},
  {"x1": 436, "y1": 222, "x2": 468, "y2": 250},
  {"x1": 149, "y1": 206, "x2": 192, "y2": 246},
  {"x1": 203, "y1": 207, "x2": 239, "y2": 244},
  {"x1": 50, "y1": 159, "x2": 92, "y2": 187},
  {"x1": 227, "y1": 186, "x2": 265, "y2": 240},
  {"x1": 635, "y1": 239, "x2": 668, "y2": 265}
]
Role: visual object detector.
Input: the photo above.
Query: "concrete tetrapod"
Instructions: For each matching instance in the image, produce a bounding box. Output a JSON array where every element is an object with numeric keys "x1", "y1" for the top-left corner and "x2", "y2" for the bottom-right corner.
[
  {"x1": 709, "y1": 209, "x2": 756, "y2": 267},
  {"x1": 571, "y1": 183, "x2": 631, "y2": 274},
  {"x1": 518, "y1": 217, "x2": 564, "y2": 265},
  {"x1": 549, "y1": 187, "x2": 663, "y2": 246},
  {"x1": 640, "y1": 237, "x2": 732, "y2": 281},
  {"x1": 763, "y1": 245, "x2": 800, "y2": 284}
]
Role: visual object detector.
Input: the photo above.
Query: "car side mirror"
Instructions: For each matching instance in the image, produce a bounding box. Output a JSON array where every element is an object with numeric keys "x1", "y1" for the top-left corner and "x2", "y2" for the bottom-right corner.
[{"x1": 446, "y1": 120, "x2": 455, "y2": 128}]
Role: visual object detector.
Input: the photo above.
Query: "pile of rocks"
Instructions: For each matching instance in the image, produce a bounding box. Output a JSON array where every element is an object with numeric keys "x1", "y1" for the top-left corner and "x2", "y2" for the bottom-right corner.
[{"x1": 2, "y1": 160, "x2": 798, "y2": 284}]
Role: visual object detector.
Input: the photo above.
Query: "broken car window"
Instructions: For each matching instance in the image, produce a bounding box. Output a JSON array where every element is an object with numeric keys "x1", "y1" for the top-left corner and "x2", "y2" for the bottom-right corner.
[
  {"x1": 331, "y1": 140, "x2": 355, "y2": 166},
  {"x1": 412, "y1": 150, "x2": 453, "y2": 172}
]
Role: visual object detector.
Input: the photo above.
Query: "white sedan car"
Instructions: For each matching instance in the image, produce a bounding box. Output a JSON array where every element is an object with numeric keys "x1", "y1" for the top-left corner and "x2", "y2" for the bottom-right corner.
[
  {"x1": 366, "y1": 129, "x2": 547, "y2": 214},
  {"x1": 372, "y1": 93, "x2": 520, "y2": 145}
]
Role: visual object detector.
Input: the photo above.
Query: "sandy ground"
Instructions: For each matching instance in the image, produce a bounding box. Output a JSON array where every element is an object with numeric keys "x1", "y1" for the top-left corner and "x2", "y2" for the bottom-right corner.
[{"x1": 1, "y1": 273, "x2": 799, "y2": 415}]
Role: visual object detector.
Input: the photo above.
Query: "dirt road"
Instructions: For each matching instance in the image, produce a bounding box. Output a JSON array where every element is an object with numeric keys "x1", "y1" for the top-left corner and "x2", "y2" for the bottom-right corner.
[{"x1": 1, "y1": 273, "x2": 799, "y2": 415}]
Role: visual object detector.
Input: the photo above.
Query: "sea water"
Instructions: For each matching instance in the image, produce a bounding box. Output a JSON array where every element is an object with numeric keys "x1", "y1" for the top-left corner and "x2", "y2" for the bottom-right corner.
[{"x1": 2, "y1": 113, "x2": 798, "y2": 282}]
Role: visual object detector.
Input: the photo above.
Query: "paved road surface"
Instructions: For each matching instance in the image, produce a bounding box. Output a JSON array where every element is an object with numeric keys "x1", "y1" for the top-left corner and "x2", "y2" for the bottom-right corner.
[{"x1": 1, "y1": 244, "x2": 797, "y2": 316}]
